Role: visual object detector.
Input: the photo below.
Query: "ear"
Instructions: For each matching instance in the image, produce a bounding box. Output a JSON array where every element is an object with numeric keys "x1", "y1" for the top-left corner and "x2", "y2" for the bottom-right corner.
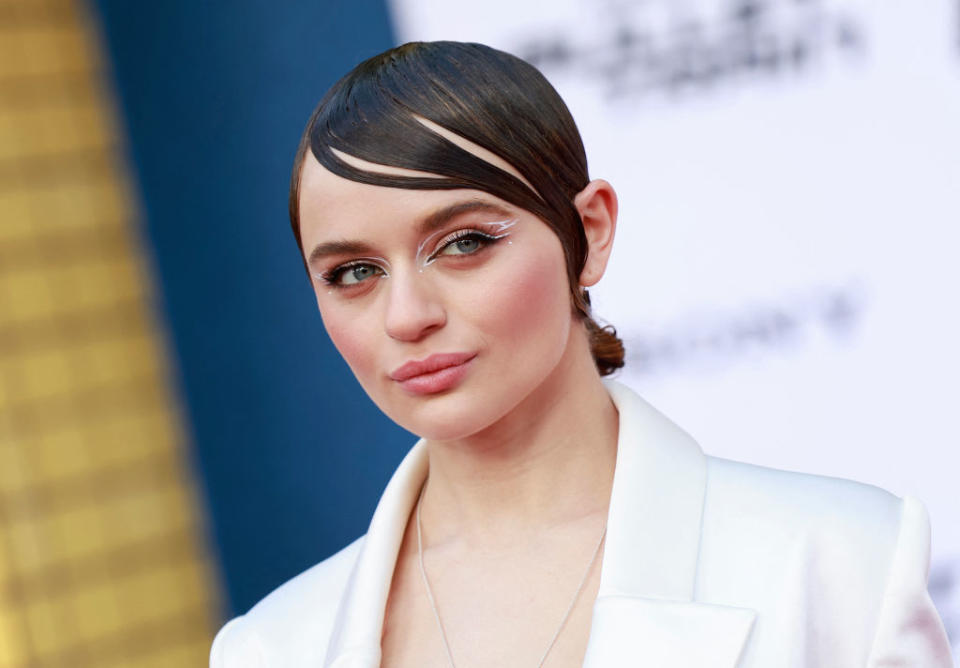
[{"x1": 573, "y1": 179, "x2": 618, "y2": 287}]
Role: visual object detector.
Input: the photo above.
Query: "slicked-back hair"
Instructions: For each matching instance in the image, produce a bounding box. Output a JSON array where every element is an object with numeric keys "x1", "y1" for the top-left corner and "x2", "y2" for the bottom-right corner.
[{"x1": 290, "y1": 41, "x2": 624, "y2": 375}]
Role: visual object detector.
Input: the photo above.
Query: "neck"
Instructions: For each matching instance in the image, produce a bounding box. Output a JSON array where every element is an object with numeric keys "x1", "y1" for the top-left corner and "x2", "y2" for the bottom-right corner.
[{"x1": 420, "y1": 326, "x2": 619, "y2": 548}]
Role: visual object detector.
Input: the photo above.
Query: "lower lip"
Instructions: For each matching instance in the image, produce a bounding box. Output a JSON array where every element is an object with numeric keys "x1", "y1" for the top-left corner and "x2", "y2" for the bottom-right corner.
[{"x1": 397, "y1": 358, "x2": 474, "y2": 396}]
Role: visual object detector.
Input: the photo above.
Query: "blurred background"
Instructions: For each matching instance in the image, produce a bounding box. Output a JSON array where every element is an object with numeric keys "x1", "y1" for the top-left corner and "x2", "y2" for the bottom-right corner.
[{"x1": 0, "y1": 0, "x2": 956, "y2": 665}]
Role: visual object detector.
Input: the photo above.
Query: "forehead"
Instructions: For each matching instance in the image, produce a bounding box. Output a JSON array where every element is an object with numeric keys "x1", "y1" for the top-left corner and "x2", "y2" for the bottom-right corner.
[{"x1": 299, "y1": 151, "x2": 424, "y2": 226}]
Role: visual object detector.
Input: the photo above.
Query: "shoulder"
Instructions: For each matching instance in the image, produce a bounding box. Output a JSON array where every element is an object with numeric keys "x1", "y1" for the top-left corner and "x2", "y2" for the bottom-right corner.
[
  {"x1": 698, "y1": 458, "x2": 904, "y2": 630},
  {"x1": 700, "y1": 455, "x2": 906, "y2": 568},
  {"x1": 210, "y1": 537, "x2": 364, "y2": 668},
  {"x1": 698, "y1": 457, "x2": 952, "y2": 664},
  {"x1": 704, "y1": 455, "x2": 904, "y2": 531}
]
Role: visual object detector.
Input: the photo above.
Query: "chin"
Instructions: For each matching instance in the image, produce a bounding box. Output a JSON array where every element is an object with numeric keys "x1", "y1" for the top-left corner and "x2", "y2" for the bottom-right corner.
[{"x1": 386, "y1": 394, "x2": 507, "y2": 442}]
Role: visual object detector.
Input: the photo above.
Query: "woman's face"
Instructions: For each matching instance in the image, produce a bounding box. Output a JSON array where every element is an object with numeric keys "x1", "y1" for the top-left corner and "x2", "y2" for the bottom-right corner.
[{"x1": 297, "y1": 152, "x2": 578, "y2": 441}]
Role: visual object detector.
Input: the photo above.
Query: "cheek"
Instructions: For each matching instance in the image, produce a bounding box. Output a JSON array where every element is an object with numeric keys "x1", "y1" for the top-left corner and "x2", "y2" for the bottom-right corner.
[
  {"x1": 465, "y1": 241, "x2": 572, "y2": 344},
  {"x1": 318, "y1": 304, "x2": 379, "y2": 380}
]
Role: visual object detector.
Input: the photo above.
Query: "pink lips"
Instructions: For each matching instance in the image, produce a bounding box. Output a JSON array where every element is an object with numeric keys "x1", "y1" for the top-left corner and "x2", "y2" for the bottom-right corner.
[{"x1": 389, "y1": 352, "x2": 476, "y2": 396}]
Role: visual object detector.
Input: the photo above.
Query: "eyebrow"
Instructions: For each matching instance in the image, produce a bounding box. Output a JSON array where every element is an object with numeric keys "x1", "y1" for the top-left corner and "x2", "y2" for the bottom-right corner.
[
  {"x1": 307, "y1": 240, "x2": 375, "y2": 266},
  {"x1": 418, "y1": 200, "x2": 513, "y2": 235},
  {"x1": 307, "y1": 199, "x2": 514, "y2": 266}
]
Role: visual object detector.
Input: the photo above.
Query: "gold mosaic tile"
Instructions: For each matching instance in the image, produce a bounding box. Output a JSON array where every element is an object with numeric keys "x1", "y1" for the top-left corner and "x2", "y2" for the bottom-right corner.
[{"x1": 0, "y1": 1, "x2": 221, "y2": 665}]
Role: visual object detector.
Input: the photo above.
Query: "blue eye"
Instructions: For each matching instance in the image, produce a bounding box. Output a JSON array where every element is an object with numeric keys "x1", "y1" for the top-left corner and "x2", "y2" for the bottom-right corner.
[
  {"x1": 325, "y1": 263, "x2": 385, "y2": 287},
  {"x1": 437, "y1": 232, "x2": 494, "y2": 257}
]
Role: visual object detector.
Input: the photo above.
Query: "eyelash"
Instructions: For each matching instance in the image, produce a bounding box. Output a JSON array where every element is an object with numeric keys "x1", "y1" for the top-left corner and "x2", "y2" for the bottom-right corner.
[
  {"x1": 319, "y1": 260, "x2": 386, "y2": 288},
  {"x1": 320, "y1": 229, "x2": 504, "y2": 290},
  {"x1": 425, "y1": 229, "x2": 502, "y2": 263}
]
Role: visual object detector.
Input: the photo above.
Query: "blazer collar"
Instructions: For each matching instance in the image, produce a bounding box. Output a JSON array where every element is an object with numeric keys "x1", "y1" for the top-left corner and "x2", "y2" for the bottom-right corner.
[
  {"x1": 582, "y1": 381, "x2": 756, "y2": 667},
  {"x1": 324, "y1": 435, "x2": 428, "y2": 667},
  {"x1": 324, "y1": 380, "x2": 755, "y2": 667},
  {"x1": 598, "y1": 380, "x2": 706, "y2": 600}
]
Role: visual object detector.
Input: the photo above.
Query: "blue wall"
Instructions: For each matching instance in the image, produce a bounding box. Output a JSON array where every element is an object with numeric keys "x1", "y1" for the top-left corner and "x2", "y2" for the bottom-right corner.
[{"x1": 90, "y1": 0, "x2": 410, "y2": 616}]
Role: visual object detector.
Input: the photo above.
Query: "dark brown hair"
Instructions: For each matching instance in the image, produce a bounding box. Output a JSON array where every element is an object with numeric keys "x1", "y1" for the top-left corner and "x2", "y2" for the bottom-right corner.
[{"x1": 289, "y1": 41, "x2": 624, "y2": 375}]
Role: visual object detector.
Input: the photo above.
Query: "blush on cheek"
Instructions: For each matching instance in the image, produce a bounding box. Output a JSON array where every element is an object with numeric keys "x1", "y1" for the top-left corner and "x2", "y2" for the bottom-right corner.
[
  {"x1": 475, "y1": 243, "x2": 571, "y2": 342},
  {"x1": 320, "y1": 310, "x2": 376, "y2": 381}
]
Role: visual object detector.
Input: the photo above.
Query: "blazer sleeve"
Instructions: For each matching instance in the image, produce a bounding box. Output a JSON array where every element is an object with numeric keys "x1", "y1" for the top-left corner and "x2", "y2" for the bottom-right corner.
[
  {"x1": 210, "y1": 615, "x2": 267, "y2": 668},
  {"x1": 866, "y1": 495, "x2": 954, "y2": 667}
]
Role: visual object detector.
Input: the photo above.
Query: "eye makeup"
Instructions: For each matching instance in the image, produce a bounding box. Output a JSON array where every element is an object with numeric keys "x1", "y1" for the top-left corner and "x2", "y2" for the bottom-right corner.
[
  {"x1": 313, "y1": 217, "x2": 518, "y2": 295},
  {"x1": 417, "y1": 218, "x2": 517, "y2": 269},
  {"x1": 314, "y1": 256, "x2": 390, "y2": 291}
]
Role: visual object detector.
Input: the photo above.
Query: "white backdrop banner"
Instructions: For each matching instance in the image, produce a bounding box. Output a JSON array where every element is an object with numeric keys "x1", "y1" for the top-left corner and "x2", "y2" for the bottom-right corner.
[{"x1": 388, "y1": 0, "x2": 960, "y2": 655}]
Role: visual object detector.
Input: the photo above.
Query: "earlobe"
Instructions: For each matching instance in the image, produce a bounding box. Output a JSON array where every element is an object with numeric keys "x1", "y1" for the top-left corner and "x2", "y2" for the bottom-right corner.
[{"x1": 574, "y1": 179, "x2": 618, "y2": 287}]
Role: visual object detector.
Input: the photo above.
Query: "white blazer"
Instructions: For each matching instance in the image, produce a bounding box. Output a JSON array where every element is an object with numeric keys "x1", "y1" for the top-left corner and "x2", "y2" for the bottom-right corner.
[{"x1": 211, "y1": 381, "x2": 953, "y2": 667}]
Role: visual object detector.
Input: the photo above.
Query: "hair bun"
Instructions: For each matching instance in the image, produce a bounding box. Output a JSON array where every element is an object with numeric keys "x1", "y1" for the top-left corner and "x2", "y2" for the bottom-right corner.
[{"x1": 584, "y1": 317, "x2": 625, "y2": 376}]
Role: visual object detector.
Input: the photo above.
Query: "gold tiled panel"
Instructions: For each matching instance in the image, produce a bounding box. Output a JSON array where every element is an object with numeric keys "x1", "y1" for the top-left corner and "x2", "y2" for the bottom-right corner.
[{"x1": 0, "y1": 1, "x2": 221, "y2": 665}]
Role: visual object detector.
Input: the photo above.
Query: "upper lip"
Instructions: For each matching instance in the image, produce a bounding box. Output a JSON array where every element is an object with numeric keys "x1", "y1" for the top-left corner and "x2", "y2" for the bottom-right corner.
[{"x1": 389, "y1": 352, "x2": 476, "y2": 382}]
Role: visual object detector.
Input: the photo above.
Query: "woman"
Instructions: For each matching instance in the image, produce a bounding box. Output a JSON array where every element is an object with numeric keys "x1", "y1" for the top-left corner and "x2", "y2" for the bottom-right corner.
[{"x1": 211, "y1": 41, "x2": 952, "y2": 667}]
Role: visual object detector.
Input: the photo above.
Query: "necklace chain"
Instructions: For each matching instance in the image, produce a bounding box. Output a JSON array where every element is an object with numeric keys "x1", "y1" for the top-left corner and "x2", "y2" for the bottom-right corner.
[{"x1": 415, "y1": 484, "x2": 607, "y2": 668}]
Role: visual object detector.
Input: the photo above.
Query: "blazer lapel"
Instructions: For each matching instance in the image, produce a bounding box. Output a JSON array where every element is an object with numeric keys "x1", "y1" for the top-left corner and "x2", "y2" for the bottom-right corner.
[
  {"x1": 323, "y1": 381, "x2": 756, "y2": 667},
  {"x1": 583, "y1": 597, "x2": 757, "y2": 667},
  {"x1": 581, "y1": 381, "x2": 757, "y2": 667},
  {"x1": 323, "y1": 440, "x2": 429, "y2": 668}
]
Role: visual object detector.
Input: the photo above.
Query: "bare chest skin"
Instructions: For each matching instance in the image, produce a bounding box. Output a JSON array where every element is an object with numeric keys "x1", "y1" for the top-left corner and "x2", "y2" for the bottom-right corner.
[{"x1": 380, "y1": 514, "x2": 605, "y2": 668}]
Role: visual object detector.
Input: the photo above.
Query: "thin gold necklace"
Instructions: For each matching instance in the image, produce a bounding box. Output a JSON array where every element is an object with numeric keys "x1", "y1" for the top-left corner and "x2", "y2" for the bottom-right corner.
[{"x1": 415, "y1": 483, "x2": 607, "y2": 668}]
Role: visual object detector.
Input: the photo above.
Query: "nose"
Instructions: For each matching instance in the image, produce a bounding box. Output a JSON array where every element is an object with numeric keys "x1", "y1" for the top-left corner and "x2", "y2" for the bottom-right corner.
[{"x1": 383, "y1": 270, "x2": 446, "y2": 342}]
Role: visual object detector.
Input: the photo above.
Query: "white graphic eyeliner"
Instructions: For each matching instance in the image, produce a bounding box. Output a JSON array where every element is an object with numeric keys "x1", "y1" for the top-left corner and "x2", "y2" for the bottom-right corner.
[{"x1": 416, "y1": 218, "x2": 518, "y2": 270}]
